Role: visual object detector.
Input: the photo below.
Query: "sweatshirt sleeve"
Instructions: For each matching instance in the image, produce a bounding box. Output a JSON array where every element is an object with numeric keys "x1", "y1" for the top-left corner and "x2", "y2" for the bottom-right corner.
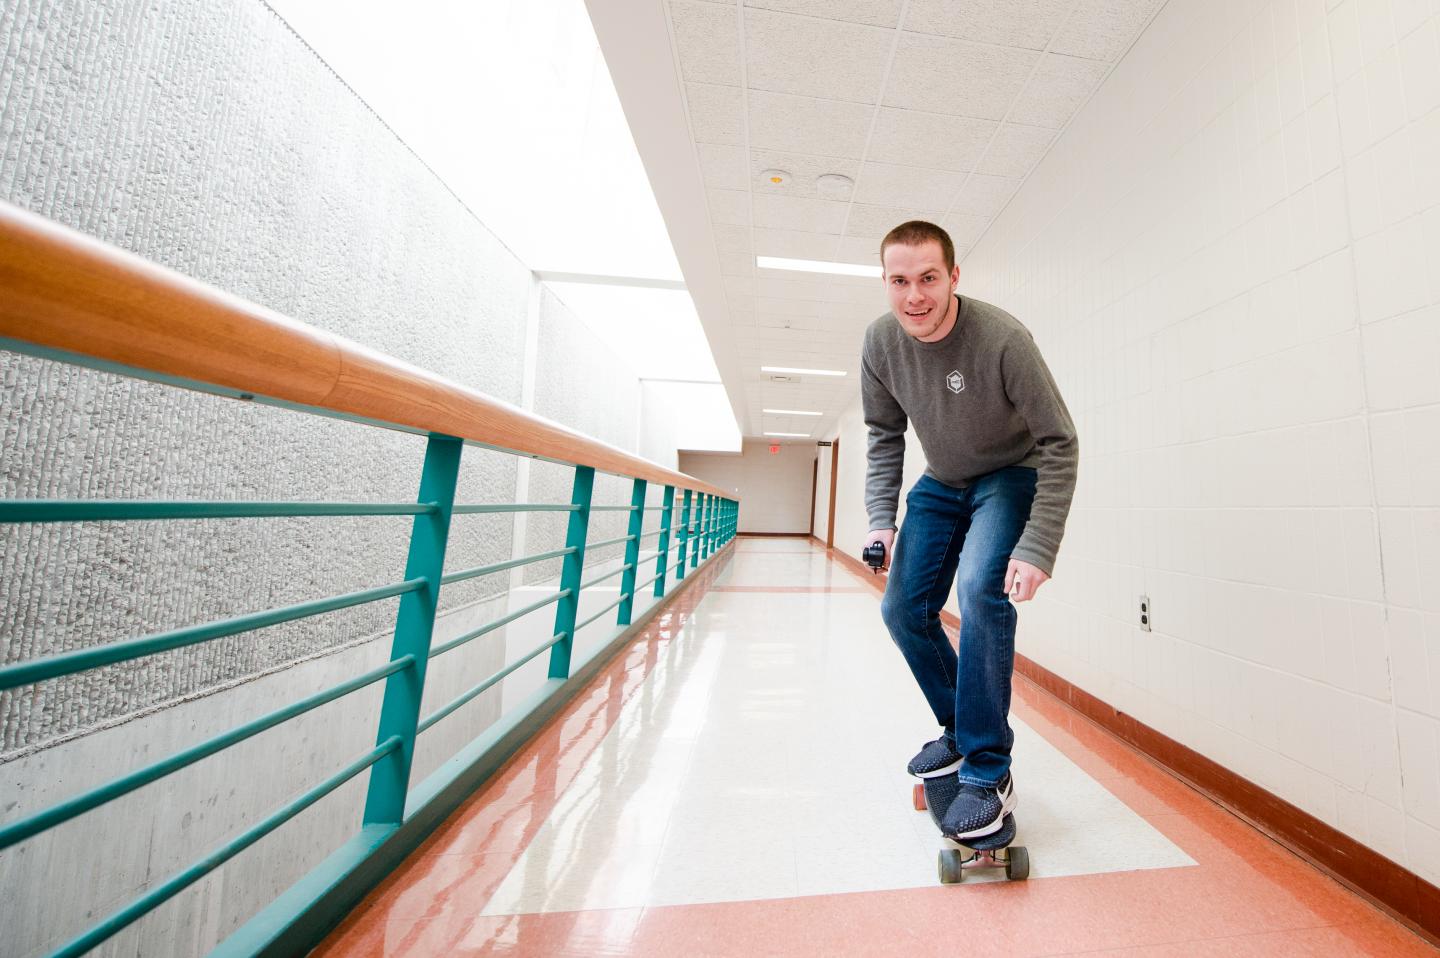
[
  {"x1": 861, "y1": 335, "x2": 907, "y2": 531},
  {"x1": 1001, "y1": 330, "x2": 1078, "y2": 575}
]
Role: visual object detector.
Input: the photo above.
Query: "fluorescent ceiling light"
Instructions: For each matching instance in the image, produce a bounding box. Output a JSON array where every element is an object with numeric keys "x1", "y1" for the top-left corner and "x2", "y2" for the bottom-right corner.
[
  {"x1": 763, "y1": 408, "x2": 822, "y2": 416},
  {"x1": 761, "y1": 366, "x2": 847, "y2": 377},
  {"x1": 756, "y1": 255, "x2": 881, "y2": 278},
  {"x1": 764, "y1": 432, "x2": 810, "y2": 438}
]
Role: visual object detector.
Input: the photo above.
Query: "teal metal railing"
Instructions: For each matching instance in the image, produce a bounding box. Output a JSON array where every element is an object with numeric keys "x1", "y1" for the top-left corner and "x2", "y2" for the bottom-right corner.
[{"x1": 0, "y1": 200, "x2": 739, "y2": 956}]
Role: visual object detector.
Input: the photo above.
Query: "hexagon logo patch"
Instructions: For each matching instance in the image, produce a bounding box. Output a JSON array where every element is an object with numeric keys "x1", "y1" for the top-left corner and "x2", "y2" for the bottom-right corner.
[{"x1": 946, "y1": 370, "x2": 965, "y2": 394}]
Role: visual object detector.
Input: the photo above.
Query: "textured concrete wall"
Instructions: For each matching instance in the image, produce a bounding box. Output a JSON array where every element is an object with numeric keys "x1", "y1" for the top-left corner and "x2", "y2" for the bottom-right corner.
[
  {"x1": 0, "y1": 0, "x2": 530, "y2": 754},
  {"x1": 523, "y1": 286, "x2": 644, "y2": 585},
  {"x1": 0, "y1": 0, "x2": 672, "y2": 954}
]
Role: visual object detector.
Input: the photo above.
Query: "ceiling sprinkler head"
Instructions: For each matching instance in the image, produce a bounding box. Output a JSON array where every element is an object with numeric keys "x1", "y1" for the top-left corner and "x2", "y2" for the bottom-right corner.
[{"x1": 761, "y1": 168, "x2": 791, "y2": 186}]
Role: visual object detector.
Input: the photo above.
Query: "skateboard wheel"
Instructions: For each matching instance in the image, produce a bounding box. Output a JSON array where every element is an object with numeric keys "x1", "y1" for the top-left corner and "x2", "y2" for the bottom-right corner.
[
  {"x1": 912, "y1": 783, "x2": 927, "y2": 811},
  {"x1": 1005, "y1": 845, "x2": 1029, "y2": 881},
  {"x1": 938, "y1": 849, "x2": 965, "y2": 884}
]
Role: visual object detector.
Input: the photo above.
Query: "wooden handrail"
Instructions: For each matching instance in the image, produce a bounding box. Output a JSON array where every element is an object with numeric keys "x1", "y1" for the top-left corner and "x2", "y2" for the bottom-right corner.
[{"x1": 0, "y1": 201, "x2": 732, "y2": 500}]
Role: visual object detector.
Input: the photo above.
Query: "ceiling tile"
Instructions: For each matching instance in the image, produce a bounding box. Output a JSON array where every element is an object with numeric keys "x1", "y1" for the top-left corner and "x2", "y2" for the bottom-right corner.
[
  {"x1": 950, "y1": 172, "x2": 1022, "y2": 219},
  {"x1": 670, "y1": 0, "x2": 741, "y2": 85},
  {"x1": 884, "y1": 34, "x2": 1038, "y2": 120},
  {"x1": 698, "y1": 142, "x2": 749, "y2": 190},
  {"x1": 752, "y1": 194, "x2": 851, "y2": 232},
  {"x1": 750, "y1": 150, "x2": 861, "y2": 199},
  {"x1": 852, "y1": 161, "x2": 968, "y2": 209},
  {"x1": 686, "y1": 82, "x2": 745, "y2": 145},
  {"x1": 866, "y1": 109, "x2": 997, "y2": 171},
  {"x1": 745, "y1": 0, "x2": 905, "y2": 28},
  {"x1": 977, "y1": 123, "x2": 1056, "y2": 177},
  {"x1": 725, "y1": 275, "x2": 758, "y2": 297},
  {"x1": 1050, "y1": 0, "x2": 1163, "y2": 62},
  {"x1": 713, "y1": 223, "x2": 754, "y2": 255},
  {"x1": 708, "y1": 188, "x2": 752, "y2": 225},
  {"x1": 852, "y1": 162, "x2": 967, "y2": 208},
  {"x1": 836, "y1": 234, "x2": 886, "y2": 265},
  {"x1": 756, "y1": 275, "x2": 832, "y2": 300},
  {"x1": 844, "y1": 203, "x2": 949, "y2": 238},
  {"x1": 757, "y1": 296, "x2": 823, "y2": 316},
  {"x1": 744, "y1": 8, "x2": 893, "y2": 104},
  {"x1": 719, "y1": 248, "x2": 756, "y2": 275},
  {"x1": 941, "y1": 211, "x2": 995, "y2": 246},
  {"x1": 752, "y1": 227, "x2": 843, "y2": 259},
  {"x1": 748, "y1": 90, "x2": 874, "y2": 158},
  {"x1": 1007, "y1": 53, "x2": 1110, "y2": 129},
  {"x1": 902, "y1": 0, "x2": 1071, "y2": 50}
]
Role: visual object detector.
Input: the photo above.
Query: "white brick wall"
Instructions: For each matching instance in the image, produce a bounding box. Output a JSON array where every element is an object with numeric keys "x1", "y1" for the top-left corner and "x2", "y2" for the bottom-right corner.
[{"x1": 952, "y1": 0, "x2": 1440, "y2": 883}]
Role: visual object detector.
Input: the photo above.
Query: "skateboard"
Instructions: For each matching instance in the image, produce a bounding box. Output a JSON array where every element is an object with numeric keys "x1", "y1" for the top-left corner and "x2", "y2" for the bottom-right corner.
[{"x1": 912, "y1": 774, "x2": 1029, "y2": 883}]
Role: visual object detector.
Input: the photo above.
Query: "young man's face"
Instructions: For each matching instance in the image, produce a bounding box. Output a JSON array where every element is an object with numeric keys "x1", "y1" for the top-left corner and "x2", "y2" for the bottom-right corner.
[{"x1": 882, "y1": 240, "x2": 960, "y2": 341}]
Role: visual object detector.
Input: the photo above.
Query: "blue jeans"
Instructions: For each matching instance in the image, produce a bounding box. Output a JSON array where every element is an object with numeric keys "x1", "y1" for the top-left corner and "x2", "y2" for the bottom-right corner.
[{"x1": 880, "y1": 468, "x2": 1037, "y2": 788}]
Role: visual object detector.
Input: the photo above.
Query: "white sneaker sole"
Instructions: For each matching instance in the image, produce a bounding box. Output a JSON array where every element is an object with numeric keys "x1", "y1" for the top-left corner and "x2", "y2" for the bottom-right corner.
[{"x1": 911, "y1": 757, "x2": 963, "y2": 779}]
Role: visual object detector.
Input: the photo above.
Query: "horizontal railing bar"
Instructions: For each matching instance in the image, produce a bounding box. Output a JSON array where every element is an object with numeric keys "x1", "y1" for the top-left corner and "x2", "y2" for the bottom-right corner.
[
  {"x1": 427, "y1": 590, "x2": 571, "y2": 660},
  {"x1": 587, "y1": 533, "x2": 637, "y2": 550},
  {"x1": 51, "y1": 735, "x2": 403, "y2": 958},
  {"x1": 579, "y1": 564, "x2": 634, "y2": 591},
  {"x1": 416, "y1": 633, "x2": 567, "y2": 734},
  {"x1": 637, "y1": 571, "x2": 665, "y2": 593},
  {"x1": 439, "y1": 547, "x2": 577, "y2": 586},
  {"x1": 0, "y1": 500, "x2": 436, "y2": 523},
  {"x1": 588, "y1": 505, "x2": 640, "y2": 512},
  {"x1": 451, "y1": 503, "x2": 579, "y2": 515},
  {"x1": 0, "y1": 579, "x2": 424, "y2": 691},
  {"x1": 575, "y1": 593, "x2": 630, "y2": 632},
  {"x1": 635, "y1": 549, "x2": 661, "y2": 565},
  {"x1": 638, "y1": 529, "x2": 663, "y2": 541},
  {"x1": 0, "y1": 656, "x2": 413, "y2": 852}
]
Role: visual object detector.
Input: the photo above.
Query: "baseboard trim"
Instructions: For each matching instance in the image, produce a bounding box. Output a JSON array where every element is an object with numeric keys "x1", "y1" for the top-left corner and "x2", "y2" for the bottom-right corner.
[
  {"x1": 822, "y1": 541, "x2": 1440, "y2": 945},
  {"x1": 736, "y1": 531, "x2": 812, "y2": 538}
]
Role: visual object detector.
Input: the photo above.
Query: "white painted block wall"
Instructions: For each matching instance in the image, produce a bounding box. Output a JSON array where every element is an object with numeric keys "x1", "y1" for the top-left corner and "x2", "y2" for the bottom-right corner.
[
  {"x1": 829, "y1": 0, "x2": 1440, "y2": 884},
  {"x1": 681, "y1": 440, "x2": 816, "y2": 534}
]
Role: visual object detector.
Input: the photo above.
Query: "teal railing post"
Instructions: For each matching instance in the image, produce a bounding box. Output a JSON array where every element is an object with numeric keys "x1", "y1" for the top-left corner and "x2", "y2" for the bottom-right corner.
[
  {"x1": 653, "y1": 485, "x2": 674, "y2": 597},
  {"x1": 692, "y1": 493, "x2": 707, "y2": 567},
  {"x1": 549, "y1": 465, "x2": 595, "y2": 678},
  {"x1": 362, "y1": 434, "x2": 462, "y2": 826},
  {"x1": 711, "y1": 497, "x2": 721, "y2": 552},
  {"x1": 617, "y1": 477, "x2": 647, "y2": 625},
  {"x1": 675, "y1": 489, "x2": 692, "y2": 580}
]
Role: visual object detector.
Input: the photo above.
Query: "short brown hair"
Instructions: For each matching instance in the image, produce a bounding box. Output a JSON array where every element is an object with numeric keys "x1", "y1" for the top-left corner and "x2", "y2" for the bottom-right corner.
[{"x1": 880, "y1": 220, "x2": 955, "y2": 273}]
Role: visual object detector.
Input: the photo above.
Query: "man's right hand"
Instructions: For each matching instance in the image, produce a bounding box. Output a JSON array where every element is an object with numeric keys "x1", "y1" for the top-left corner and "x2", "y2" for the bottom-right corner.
[{"x1": 863, "y1": 529, "x2": 895, "y2": 572}]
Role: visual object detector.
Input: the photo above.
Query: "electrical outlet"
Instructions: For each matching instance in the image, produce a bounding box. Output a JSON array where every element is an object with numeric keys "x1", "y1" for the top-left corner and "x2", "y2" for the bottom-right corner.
[{"x1": 1139, "y1": 595, "x2": 1151, "y2": 632}]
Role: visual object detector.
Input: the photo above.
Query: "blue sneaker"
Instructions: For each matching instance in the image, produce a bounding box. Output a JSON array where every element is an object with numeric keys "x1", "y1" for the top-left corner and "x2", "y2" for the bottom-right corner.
[
  {"x1": 907, "y1": 734, "x2": 963, "y2": 778},
  {"x1": 940, "y1": 772, "x2": 1017, "y2": 840}
]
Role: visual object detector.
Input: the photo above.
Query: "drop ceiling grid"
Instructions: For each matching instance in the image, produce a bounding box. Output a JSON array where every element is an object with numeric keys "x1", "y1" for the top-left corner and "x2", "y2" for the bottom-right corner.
[{"x1": 660, "y1": 0, "x2": 1169, "y2": 438}]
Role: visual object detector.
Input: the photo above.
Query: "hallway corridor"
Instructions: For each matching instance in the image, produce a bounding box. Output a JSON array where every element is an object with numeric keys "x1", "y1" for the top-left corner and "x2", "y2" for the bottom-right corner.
[{"x1": 317, "y1": 538, "x2": 1438, "y2": 956}]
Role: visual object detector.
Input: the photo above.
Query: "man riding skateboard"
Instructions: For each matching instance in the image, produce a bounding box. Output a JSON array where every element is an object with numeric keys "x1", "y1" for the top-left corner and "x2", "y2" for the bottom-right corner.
[{"x1": 861, "y1": 220, "x2": 1078, "y2": 842}]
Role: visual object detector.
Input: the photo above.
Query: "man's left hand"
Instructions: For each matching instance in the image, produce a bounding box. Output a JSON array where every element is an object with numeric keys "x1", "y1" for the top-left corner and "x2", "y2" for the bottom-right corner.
[{"x1": 1005, "y1": 559, "x2": 1049, "y2": 603}]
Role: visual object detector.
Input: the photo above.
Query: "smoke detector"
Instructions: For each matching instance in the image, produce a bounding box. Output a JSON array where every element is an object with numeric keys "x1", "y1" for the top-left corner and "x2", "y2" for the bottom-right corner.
[{"x1": 816, "y1": 173, "x2": 854, "y2": 198}]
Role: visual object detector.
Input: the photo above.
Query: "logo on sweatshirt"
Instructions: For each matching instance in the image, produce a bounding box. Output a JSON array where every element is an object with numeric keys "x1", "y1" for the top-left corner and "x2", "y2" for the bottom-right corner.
[{"x1": 946, "y1": 370, "x2": 965, "y2": 394}]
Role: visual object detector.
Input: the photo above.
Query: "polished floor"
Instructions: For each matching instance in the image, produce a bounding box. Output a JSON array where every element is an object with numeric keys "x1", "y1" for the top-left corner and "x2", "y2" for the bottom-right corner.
[{"x1": 318, "y1": 538, "x2": 1439, "y2": 956}]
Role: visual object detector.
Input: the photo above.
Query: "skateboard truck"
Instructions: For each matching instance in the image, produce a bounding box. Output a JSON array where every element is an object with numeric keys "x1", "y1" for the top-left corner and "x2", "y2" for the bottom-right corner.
[{"x1": 862, "y1": 542, "x2": 886, "y2": 572}]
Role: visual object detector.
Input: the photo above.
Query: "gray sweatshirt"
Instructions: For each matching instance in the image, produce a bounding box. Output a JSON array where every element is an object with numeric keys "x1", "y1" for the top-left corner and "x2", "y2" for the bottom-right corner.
[{"x1": 861, "y1": 294, "x2": 1078, "y2": 575}]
